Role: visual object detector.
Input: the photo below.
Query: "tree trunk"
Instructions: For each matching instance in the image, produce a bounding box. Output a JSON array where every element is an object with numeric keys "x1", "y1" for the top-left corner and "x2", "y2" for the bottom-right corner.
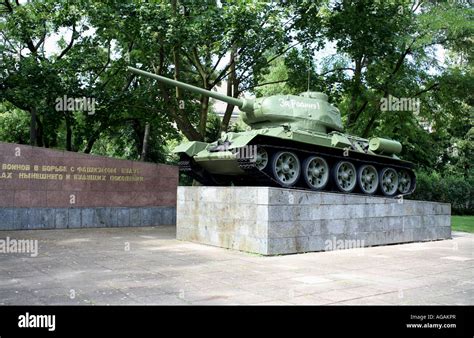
[
  {"x1": 155, "y1": 32, "x2": 202, "y2": 142},
  {"x1": 172, "y1": 0, "x2": 182, "y2": 100},
  {"x1": 361, "y1": 112, "x2": 378, "y2": 138},
  {"x1": 221, "y1": 102, "x2": 235, "y2": 133},
  {"x1": 131, "y1": 119, "x2": 144, "y2": 156},
  {"x1": 361, "y1": 94, "x2": 388, "y2": 138},
  {"x1": 174, "y1": 114, "x2": 203, "y2": 141},
  {"x1": 83, "y1": 130, "x2": 101, "y2": 154},
  {"x1": 29, "y1": 107, "x2": 37, "y2": 146},
  {"x1": 65, "y1": 113, "x2": 73, "y2": 151},
  {"x1": 35, "y1": 115, "x2": 44, "y2": 147},
  {"x1": 140, "y1": 122, "x2": 150, "y2": 161},
  {"x1": 199, "y1": 94, "x2": 209, "y2": 138},
  {"x1": 220, "y1": 48, "x2": 238, "y2": 133},
  {"x1": 346, "y1": 57, "x2": 363, "y2": 128}
]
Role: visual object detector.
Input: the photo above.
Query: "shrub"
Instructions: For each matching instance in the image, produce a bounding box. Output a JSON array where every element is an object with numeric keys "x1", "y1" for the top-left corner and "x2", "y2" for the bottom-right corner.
[{"x1": 409, "y1": 171, "x2": 473, "y2": 215}]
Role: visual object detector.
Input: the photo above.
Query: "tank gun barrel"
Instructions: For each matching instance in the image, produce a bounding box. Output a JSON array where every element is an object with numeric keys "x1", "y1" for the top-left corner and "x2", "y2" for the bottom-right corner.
[{"x1": 127, "y1": 66, "x2": 250, "y2": 111}]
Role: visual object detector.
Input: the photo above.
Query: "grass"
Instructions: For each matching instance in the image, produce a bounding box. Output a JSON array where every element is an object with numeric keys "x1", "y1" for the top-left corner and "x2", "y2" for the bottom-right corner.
[{"x1": 451, "y1": 215, "x2": 474, "y2": 233}]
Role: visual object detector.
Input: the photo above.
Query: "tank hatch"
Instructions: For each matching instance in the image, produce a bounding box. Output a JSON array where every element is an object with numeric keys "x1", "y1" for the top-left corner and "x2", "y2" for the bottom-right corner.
[{"x1": 298, "y1": 91, "x2": 328, "y2": 101}]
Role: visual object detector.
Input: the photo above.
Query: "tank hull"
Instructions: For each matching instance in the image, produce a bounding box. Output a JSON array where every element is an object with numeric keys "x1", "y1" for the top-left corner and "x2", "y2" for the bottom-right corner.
[{"x1": 175, "y1": 127, "x2": 416, "y2": 197}]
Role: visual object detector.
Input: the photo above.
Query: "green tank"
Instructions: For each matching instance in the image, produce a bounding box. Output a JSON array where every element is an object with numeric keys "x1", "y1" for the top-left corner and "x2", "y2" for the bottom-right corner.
[{"x1": 128, "y1": 66, "x2": 415, "y2": 197}]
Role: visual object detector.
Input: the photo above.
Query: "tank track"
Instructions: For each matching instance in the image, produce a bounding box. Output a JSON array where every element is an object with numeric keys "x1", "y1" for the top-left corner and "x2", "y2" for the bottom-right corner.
[
  {"x1": 237, "y1": 143, "x2": 415, "y2": 197},
  {"x1": 179, "y1": 139, "x2": 416, "y2": 198}
]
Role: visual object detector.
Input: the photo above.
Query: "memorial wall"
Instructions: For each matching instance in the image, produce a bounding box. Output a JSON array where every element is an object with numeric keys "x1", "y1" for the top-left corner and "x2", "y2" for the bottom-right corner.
[{"x1": 0, "y1": 142, "x2": 179, "y2": 230}]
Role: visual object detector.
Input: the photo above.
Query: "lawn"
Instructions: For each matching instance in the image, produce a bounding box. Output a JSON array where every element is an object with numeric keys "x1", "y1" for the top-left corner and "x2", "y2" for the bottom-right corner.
[{"x1": 451, "y1": 216, "x2": 474, "y2": 233}]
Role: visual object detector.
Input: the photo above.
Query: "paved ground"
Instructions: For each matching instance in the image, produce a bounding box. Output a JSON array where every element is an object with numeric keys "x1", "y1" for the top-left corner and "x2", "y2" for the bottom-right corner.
[{"x1": 0, "y1": 226, "x2": 472, "y2": 305}]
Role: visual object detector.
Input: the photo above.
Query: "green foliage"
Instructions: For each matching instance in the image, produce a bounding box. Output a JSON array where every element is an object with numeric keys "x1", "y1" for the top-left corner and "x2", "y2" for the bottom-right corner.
[
  {"x1": 410, "y1": 171, "x2": 473, "y2": 215},
  {"x1": 204, "y1": 111, "x2": 221, "y2": 143},
  {"x1": 254, "y1": 57, "x2": 292, "y2": 97},
  {"x1": 229, "y1": 118, "x2": 248, "y2": 133},
  {"x1": 0, "y1": 103, "x2": 30, "y2": 144}
]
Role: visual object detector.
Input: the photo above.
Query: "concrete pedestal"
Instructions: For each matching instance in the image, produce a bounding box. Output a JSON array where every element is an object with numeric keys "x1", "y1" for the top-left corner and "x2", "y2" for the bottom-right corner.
[{"x1": 176, "y1": 187, "x2": 451, "y2": 255}]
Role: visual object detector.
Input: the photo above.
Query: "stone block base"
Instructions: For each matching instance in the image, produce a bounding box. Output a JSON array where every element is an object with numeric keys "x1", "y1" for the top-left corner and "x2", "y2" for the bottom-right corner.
[
  {"x1": 176, "y1": 187, "x2": 451, "y2": 255},
  {"x1": 0, "y1": 206, "x2": 176, "y2": 230}
]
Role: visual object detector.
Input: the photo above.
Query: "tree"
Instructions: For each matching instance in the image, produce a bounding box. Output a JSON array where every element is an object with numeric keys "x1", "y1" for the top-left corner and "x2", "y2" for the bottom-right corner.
[
  {"x1": 1, "y1": 0, "x2": 86, "y2": 147},
  {"x1": 290, "y1": 0, "x2": 472, "y2": 136},
  {"x1": 0, "y1": 0, "x2": 180, "y2": 160},
  {"x1": 91, "y1": 1, "x2": 290, "y2": 141}
]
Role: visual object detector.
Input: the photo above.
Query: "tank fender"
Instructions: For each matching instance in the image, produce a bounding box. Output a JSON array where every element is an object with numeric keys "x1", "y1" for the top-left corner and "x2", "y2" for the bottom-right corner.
[
  {"x1": 226, "y1": 134, "x2": 259, "y2": 150},
  {"x1": 172, "y1": 141, "x2": 208, "y2": 157}
]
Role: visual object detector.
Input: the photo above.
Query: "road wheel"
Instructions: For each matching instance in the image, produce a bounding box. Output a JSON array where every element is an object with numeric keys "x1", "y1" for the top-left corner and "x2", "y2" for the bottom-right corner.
[
  {"x1": 379, "y1": 167, "x2": 399, "y2": 197},
  {"x1": 357, "y1": 164, "x2": 379, "y2": 195},
  {"x1": 333, "y1": 160, "x2": 357, "y2": 193},
  {"x1": 303, "y1": 156, "x2": 329, "y2": 190},
  {"x1": 271, "y1": 151, "x2": 301, "y2": 187}
]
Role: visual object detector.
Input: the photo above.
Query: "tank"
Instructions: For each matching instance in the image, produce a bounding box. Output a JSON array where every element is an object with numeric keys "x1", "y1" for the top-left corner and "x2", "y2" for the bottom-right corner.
[{"x1": 128, "y1": 66, "x2": 415, "y2": 197}]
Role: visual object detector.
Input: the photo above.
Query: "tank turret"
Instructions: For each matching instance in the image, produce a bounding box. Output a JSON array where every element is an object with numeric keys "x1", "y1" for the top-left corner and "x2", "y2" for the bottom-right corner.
[{"x1": 128, "y1": 66, "x2": 343, "y2": 133}]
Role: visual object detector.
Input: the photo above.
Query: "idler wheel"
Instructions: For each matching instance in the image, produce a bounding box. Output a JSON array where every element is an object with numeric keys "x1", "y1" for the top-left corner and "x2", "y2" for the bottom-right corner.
[
  {"x1": 398, "y1": 169, "x2": 412, "y2": 194},
  {"x1": 255, "y1": 147, "x2": 269, "y2": 170}
]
